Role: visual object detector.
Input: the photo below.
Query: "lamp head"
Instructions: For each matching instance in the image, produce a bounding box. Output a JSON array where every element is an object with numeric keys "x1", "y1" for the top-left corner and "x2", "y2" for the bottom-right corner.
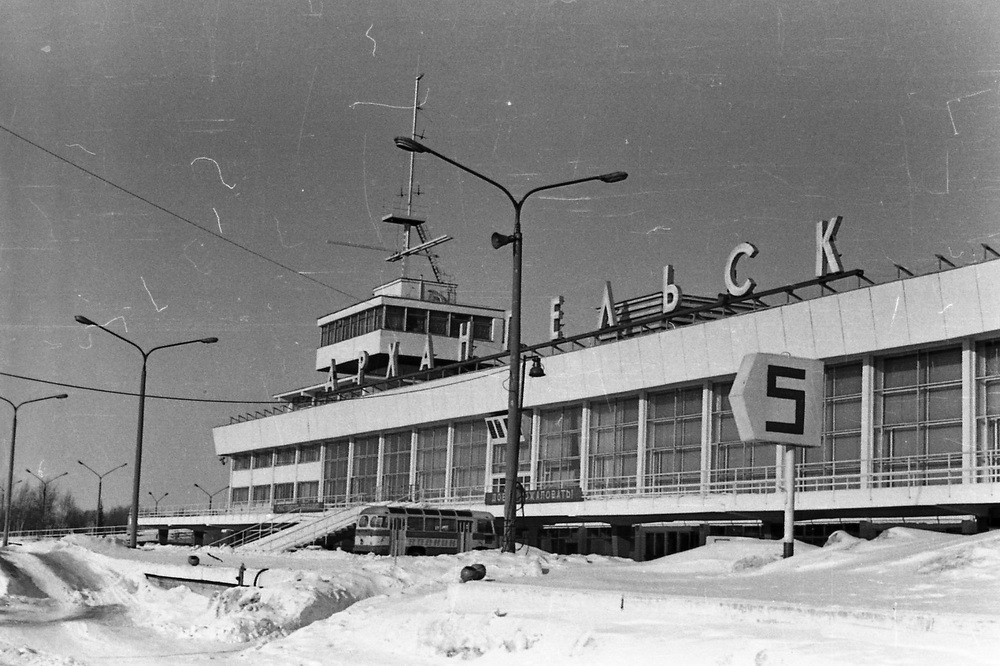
[
  {"x1": 55, "y1": 394, "x2": 68, "y2": 400},
  {"x1": 490, "y1": 232, "x2": 516, "y2": 250},
  {"x1": 528, "y1": 356, "x2": 546, "y2": 378},
  {"x1": 74, "y1": 315, "x2": 97, "y2": 326},
  {"x1": 599, "y1": 171, "x2": 628, "y2": 183},
  {"x1": 200, "y1": 337, "x2": 219, "y2": 344},
  {"x1": 394, "y1": 136, "x2": 427, "y2": 153}
]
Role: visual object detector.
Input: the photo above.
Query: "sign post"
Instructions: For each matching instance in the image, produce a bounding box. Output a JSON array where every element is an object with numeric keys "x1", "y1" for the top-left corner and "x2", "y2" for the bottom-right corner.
[{"x1": 729, "y1": 353, "x2": 824, "y2": 558}]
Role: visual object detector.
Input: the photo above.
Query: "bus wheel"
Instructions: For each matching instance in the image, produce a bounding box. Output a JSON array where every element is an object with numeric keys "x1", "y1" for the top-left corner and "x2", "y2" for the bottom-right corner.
[{"x1": 406, "y1": 546, "x2": 426, "y2": 556}]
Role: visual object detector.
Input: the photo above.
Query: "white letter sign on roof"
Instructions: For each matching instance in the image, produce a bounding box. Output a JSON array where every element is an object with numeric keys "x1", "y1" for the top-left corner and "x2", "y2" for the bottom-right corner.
[{"x1": 729, "y1": 353, "x2": 824, "y2": 447}]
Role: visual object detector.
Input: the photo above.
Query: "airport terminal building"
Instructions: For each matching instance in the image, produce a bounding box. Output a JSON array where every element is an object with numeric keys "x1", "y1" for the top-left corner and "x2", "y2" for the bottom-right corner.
[{"x1": 209, "y1": 223, "x2": 1000, "y2": 560}]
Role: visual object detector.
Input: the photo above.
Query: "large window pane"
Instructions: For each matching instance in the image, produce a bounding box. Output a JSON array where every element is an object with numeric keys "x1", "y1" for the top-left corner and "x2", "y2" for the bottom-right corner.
[
  {"x1": 875, "y1": 347, "x2": 962, "y2": 486},
  {"x1": 589, "y1": 397, "x2": 639, "y2": 492},
  {"x1": 927, "y1": 386, "x2": 961, "y2": 422},
  {"x1": 538, "y1": 406, "x2": 581, "y2": 489},
  {"x1": 452, "y1": 420, "x2": 488, "y2": 498},
  {"x1": 416, "y1": 425, "x2": 448, "y2": 500},
  {"x1": 323, "y1": 440, "x2": 350, "y2": 502},
  {"x1": 647, "y1": 386, "x2": 702, "y2": 489},
  {"x1": 977, "y1": 340, "x2": 1000, "y2": 476},
  {"x1": 382, "y1": 432, "x2": 412, "y2": 501},
  {"x1": 926, "y1": 348, "x2": 961, "y2": 384},
  {"x1": 351, "y1": 436, "x2": 379, "y2": 502},
  {"x1": 883, "y1": 355, "x2": 918, "y2": 389}
]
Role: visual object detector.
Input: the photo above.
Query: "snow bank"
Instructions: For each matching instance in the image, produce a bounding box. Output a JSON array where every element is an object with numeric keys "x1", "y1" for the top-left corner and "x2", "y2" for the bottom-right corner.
[{"x1": 1, "y1": 528, "x2": 999, "y2": 664}]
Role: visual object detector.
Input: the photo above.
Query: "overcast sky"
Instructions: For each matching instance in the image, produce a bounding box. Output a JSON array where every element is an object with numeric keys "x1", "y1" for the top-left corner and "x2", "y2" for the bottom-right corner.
[{"x1": 1, "y1": 1, "x2": 997, "y2": 511}]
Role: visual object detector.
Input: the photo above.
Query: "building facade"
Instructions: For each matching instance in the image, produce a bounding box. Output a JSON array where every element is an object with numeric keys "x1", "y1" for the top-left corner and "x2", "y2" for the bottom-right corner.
[{"x1": 213, "y1": 253, "x2": 1000, "y2": 559}]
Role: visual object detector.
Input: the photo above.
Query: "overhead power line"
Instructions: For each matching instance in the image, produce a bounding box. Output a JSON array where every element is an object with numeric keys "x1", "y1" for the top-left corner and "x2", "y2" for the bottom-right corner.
[
  {"x1": 0, "y1": 369, "x2": 284, "y2": 405},
  {"x1": 0, "y1": 123, "x2": 360, "y2": 302}
]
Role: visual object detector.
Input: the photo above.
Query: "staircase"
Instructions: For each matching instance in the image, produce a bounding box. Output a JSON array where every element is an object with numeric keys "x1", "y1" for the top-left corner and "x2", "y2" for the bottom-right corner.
[{"x1": 234, "y1": 504, "x2": 365, "y2": 553}]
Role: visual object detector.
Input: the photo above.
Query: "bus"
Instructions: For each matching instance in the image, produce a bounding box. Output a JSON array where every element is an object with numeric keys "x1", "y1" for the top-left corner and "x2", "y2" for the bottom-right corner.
[{"x1": 353, "y1": 505, "x2": 498, "y2": 556}]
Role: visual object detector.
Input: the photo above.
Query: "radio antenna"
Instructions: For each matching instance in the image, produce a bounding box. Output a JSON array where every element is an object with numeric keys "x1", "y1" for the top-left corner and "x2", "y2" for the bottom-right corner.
[{"x1": 384, "y1": 73, "x2": 451, "y2": 282}]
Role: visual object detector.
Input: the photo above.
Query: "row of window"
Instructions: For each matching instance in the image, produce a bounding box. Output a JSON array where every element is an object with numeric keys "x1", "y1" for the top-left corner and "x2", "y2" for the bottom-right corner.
[
  {"x1": 231, "y1": 444, "x2": 321, "y2": 471},
  {"x1": 228, "y1": 341, "x2": 1000, "y2": 505},
  {"x1": 231, "y1": 480, "x2": 320, "y2": 505},
  {"x1": 319, "y1": 305, "x2": 496, "y2": 346}
]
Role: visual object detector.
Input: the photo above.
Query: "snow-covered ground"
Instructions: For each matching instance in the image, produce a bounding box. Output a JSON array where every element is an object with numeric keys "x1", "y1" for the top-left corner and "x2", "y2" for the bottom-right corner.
[{"x1": 1, "y1": 528, "x2": 999, "y2": 664}]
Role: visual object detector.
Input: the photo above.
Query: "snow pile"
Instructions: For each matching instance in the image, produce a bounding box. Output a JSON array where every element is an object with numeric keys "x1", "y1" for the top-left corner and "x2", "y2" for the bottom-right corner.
[{"x1": 1, "y1": 528, "x2": 999, "y2": 664}]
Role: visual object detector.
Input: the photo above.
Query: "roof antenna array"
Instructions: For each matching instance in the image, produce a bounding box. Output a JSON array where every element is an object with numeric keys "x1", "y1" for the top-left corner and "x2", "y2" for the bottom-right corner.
[{"x1": 383, "y1": 74, "x2": 452, "y2": 282}]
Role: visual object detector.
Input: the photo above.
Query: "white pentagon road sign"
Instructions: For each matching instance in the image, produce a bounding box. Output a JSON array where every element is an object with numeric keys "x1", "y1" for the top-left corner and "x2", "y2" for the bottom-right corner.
[{"x1": 729, "y1": 353, "x2": 824, "y2": 447}]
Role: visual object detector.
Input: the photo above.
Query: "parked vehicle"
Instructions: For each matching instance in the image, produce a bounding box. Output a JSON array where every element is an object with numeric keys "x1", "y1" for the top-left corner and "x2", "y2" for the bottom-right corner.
[{"x1": 353, "y1": 505, "x2": 497, "y2": 556}]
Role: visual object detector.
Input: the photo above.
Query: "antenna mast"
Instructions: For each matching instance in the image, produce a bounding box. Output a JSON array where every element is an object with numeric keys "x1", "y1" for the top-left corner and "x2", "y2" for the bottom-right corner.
[
  {"x1": 400, "y1": 73, "x2": 422, "y2": 279},
  {"x1": 385, "y1": 73, "x2": 450, "y2": 283}
]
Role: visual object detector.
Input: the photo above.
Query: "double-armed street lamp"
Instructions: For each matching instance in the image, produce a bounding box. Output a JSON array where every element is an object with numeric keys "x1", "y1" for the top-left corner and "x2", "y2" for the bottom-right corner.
[
  {"x1": 148, "y1": 491, "x2": 169, "y2": 512},
  {"x1": 78, "y1": 460, "x2": 127, "y2": 528},
  {"x1": 74, "y1": 315, "x2": 218, "y2": 548},
  {"x1": 193, "y1": 483, "x2": 229, "y2": 511},
  {"x1": 394, "y1": 136, "x2": 627, "y2": 553},
  {"x1": 1, "y1": 393, "x2": 68, "y2": 547},
  {"x1": 25, "y1": 469, "x2": 68, "y2": 527}
]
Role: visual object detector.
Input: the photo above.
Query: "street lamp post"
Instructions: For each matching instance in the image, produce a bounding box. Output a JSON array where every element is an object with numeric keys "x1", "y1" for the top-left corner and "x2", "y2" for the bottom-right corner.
[
  {"x1": 74, "y1": 315, "x2": 218, "y2": 548},
  {"x1": 148, "y1": 491, "x2": 168, "y2": 512},
  {"x1": 24, "y1": 469, "x2": 68, "y2": 528},
  {"x1": 78, "y1": 460, "x2": 127, "y2": 528},
  {"x1": 394, "y1": 136, "x2": 627, "y2": 553},
  {"x1": 1, "y1": 393, "x2": 68, "y2": 547},
  {"x1": 193, "y1": 483, "x2": 229, "y2": 511}
]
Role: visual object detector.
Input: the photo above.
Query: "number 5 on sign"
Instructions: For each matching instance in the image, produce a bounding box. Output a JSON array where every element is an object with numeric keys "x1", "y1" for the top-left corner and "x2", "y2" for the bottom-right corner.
[{"x1": 729, "y1": 353, "x2": 824, "y2": 447}]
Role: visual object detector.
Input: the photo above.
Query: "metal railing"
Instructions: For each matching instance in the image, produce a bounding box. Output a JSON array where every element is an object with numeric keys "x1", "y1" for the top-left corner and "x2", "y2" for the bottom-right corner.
[
  {"x1": 131, "y1": 453, "x2": 999, "y2": 531},
  {"x1": 871, "y1": 452, "x2": 965, "y2": 488},
  {"x1": 233, "y1": 504, "x2": 367, "y2": 552},
  {"x1": 5, "y1": 524, "x2": 128, "y2": 541}
]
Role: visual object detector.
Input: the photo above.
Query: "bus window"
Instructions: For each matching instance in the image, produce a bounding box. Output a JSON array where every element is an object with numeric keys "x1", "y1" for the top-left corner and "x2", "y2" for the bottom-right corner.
[
  {"x1": 424, "y1": 517, "x2": 440, "y2": 532},
  {"x1": 370, "y1": 515, "x2": 386, "y2": 528},
  {"x1": 476, "y1": 519, "x2": 494, "y2": 534},
  {"x1": 407, "y1": 515, "x2": 424, "y2": 531},
  {"x1": 439, "y1": 518, "x2": 456, "y2": 532},
  {"x1": 358, "y1": 516, "x2": 369, "y2": 528}
]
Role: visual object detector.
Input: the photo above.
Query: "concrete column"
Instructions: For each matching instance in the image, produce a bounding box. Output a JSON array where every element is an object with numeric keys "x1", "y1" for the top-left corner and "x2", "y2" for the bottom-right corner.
[
  {"x1": 636, "y1": 392, "x2": 648, "y2": 493},
  {"x1": 700, "y1": 382, "x2": 712, "y2": 492},
  {"x1": 444, "y1": 422, "x2": 455, "y2": 499},
  {"x1": 861, "y1": 355, "x2": 875, "y2": 489},
  {"x1": 375, "y1": 434, "x2": 385, "y2": 501},
  {"x1": 408, "y1": 430, "x2": 418, "y2": 500},
  {"x1": 580, "y1": 403, "x2": 591, "y2": 492},
  {"x1": 962, "y1": 339, "x2": 976, "y2": 484}
]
